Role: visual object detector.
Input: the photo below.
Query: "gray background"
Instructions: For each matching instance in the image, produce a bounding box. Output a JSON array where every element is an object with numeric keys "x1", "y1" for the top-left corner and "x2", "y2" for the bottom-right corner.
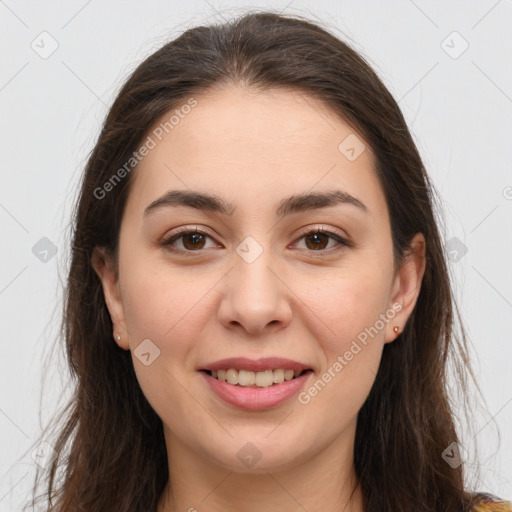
[{"x1": 0, "y1": 0, "x2": 511, "y2": 509}]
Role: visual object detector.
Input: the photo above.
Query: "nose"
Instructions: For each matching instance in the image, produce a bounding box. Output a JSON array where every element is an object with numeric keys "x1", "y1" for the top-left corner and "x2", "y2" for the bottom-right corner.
[{"x1": 216, "y1": 249, "x2": 293, "y2": 336}]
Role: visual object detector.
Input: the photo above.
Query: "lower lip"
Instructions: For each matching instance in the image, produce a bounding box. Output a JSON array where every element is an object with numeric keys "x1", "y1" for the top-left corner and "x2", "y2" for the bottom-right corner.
[{"x1": 201, "y1": 371, "x2": 313, "y2": 411}]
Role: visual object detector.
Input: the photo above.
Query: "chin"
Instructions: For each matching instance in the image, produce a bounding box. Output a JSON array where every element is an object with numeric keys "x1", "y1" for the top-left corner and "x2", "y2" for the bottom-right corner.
[{"x1": 205, "y1": 433, "x2": 312, "y2": 474}]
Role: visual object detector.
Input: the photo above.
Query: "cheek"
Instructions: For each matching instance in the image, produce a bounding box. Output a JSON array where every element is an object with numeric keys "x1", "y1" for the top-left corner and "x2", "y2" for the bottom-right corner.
[
  {"x1": 302, "y1": 264, "x2": 392, "y2": 348},
  {"x1": 297, "y1": 272, "x2": 390, "y2": 425},
  {"x1": 298, "y1": 343, "x2": 381, "y2": 448},
  {"x1": 120, "y1": 253, "x2": 220, "y2": 356},
  {"x1": 119, "y1": 260, "x2": 215, "y2": 429},
  {"x1": 295, "y1": 255, "x2": 394, "y2": 424}
]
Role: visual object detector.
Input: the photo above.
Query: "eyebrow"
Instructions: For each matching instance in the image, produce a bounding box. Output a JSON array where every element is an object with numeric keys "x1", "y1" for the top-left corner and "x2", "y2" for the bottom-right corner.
[{"x1": 143, "y1": 189, "x2": 368, "y2": 218}]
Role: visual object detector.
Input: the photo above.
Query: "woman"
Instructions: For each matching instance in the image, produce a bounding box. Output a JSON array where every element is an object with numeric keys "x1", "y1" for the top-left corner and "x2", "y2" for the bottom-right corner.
[{"x1": 29, "y1": 10, "x2": 510, "y2": 512}]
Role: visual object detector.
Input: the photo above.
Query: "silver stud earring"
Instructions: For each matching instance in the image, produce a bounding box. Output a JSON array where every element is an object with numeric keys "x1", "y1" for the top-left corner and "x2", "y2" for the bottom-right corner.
[{"x1": 116, "y1": 332, "x2": 121, "y2": 341}]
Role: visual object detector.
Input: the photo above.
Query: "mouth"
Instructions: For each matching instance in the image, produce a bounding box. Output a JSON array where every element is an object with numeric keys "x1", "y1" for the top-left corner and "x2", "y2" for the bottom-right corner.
[
  {"x1": 201, "y1": 368, "x2": 313, "y2": 388},
  {"x1": 198, "y1": 357, "x2": 315, "y2": 410}
]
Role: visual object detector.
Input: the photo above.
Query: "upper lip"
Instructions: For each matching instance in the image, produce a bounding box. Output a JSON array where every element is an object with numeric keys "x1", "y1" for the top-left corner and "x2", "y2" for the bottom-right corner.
[{"x1": 200, "y1": 357, "x2": 312, "y2": 373}]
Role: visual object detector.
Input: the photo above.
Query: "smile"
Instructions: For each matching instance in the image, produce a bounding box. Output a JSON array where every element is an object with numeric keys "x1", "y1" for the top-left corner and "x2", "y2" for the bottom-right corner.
[
  {"x1": 205, "y1": 368, "x2": 309, "y2": 387},
  {"x1": 200, "y1": 369, "x2": 313, "y2": 411}
]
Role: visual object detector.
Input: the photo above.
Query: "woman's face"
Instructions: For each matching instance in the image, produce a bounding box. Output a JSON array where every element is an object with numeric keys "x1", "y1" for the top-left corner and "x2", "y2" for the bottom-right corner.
[{"x1": 94, "y1": 85, "x2": 424, "y2": 473}]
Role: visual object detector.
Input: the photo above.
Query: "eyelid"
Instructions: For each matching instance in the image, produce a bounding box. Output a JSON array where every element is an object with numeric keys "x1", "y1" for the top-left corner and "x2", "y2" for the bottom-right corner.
[
  {"x1": 163, "y1": 224, "x2": 213, "y2": 239},
  {"x1": 159, "y1": 224, "x2": 352, "y2": 254},
  {"x1": 291, "y1": 225, "x2": 353, "y2": 255},
  {"x1": 293, "y1": 224, "x2": 351, "y2": 245},
  {"x1": 159, "y1": 225, "x2": 220, "y2": 250}
]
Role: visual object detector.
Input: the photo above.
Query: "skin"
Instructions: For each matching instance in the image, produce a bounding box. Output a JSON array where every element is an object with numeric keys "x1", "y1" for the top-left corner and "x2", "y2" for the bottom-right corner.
[{"x1": 92, "y1": 85, "x2": 426, "y2": 512}]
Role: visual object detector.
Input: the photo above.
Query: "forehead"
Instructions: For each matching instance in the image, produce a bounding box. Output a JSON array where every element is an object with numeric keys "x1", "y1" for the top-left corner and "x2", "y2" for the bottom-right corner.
[
  {"x1": 146, "y1": 85, "x2": 369, "y2": 160},
  {"x1": 126, "y1": 85, "x2": 384, "y2": 219}
]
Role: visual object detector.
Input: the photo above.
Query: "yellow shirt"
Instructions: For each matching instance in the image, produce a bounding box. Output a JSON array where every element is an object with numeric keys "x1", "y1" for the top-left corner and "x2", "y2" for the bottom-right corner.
[{"x1": 473, "y1": 493, "x2": 512, "y2": 511}]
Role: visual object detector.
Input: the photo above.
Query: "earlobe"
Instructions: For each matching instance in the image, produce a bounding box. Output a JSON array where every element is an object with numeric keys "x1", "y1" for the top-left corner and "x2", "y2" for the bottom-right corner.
[
  {"x1": 385, "y1": 233, "x2": 426, "y2": 343},
  {"x1": 91, "y1": 247, "x2": 130, "y2": 350}
]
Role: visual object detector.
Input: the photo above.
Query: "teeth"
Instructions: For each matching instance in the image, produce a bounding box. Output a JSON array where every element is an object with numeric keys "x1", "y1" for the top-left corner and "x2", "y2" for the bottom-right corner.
[
  {"x1": 209, "y1": 368, "x2": 305, "y2": 387},
  {"x1": 273, "y1": 368, "x2": 284, "y2": 383},
  {"x1": 238, "y1": 369, "x2": 255, "y2": 386},
  {"x1": 226, "y1": 369, "x2": 238, "y2": 385},
  {"x1": 255, "y1": 369, "x2": 273, "y2": 387}
]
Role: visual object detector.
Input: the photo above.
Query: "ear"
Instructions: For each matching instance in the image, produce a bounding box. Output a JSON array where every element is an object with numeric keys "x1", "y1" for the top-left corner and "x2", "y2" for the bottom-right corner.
[
  {"x1": 384, "y1": 232, "x2": 426, "y2": 343},
  {"x1": 91, "y1": 246, "x2": 130, "y2": 350}
]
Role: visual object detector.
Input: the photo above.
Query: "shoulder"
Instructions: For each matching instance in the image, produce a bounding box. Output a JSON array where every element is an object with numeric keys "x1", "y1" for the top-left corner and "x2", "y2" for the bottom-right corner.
[{"x1": 472, "y1": 492, "x2": 512, "y2": 512}]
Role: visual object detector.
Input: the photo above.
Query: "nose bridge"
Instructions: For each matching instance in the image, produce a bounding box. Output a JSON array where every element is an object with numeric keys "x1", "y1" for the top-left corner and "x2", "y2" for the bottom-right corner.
[
  {"x1": 233, "y1": 236, "x2": 280, "y2": 306},
  {"x1": 217, "y1": 235, "x2": 292, "y2": 333}
]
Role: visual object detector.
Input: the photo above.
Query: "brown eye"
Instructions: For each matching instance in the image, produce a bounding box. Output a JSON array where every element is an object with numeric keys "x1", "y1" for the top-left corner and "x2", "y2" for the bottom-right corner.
[
  {"x1": 161, "y1": 229, "x2": 216, "y2": 252},
  {"x1": 295, "y1": 228, "x2": 351, "y2": 253},
  {"x1": 181, "y1": 232, "x2": 207, "y2": 250},
  {"x1": 304, "y1": 231, "x2": 330, "y2": 250}
]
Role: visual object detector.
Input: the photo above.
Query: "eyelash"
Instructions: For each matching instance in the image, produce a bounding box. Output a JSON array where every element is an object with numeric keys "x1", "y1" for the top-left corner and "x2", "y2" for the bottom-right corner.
[{"x1": 160, "y1": 225, "x2": 352, "y2": 256}]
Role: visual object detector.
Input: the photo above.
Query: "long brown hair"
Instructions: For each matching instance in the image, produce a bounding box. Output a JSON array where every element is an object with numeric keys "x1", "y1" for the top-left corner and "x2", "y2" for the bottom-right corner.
[{"x1": 27, "y1": 9, "x2": 491, "y2": 511}]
